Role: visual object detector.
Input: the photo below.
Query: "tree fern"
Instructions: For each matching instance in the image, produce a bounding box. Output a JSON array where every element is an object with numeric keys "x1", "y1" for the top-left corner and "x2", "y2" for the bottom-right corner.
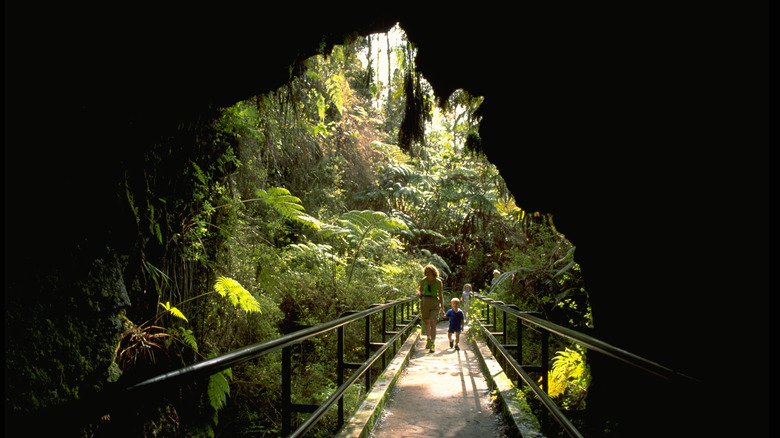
[
  {"x1": 252, "y1": 187, "x2": 322, "y2": 230},
  {"x1": 213, "y1": 276, "x2": 262, "y2": 313},
  {"x1": 325, "y1": 74, "x2": 346, "y2": 117},
  {"x1": 418, "y1": 248, "x2": 451, "y2": 277},
  {"x1": 370, "y1": 141, "x2": 411, "y2": 164},
  {"x1": 322, "y1": 210, "x2": 408, "y2": 285},
  {"x1": 400, "y1": 227, "x2": 446, "y2": 244},
  {"x1": 324, "y1": 210, "x2": 408, "y2": 248},
  {"x1": 289, "y1": 242, "x2": 335, "y2": 257}
]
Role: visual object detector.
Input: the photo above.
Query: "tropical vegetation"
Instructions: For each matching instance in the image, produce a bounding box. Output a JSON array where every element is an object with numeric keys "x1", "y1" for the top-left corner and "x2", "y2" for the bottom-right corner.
[{"x1": 7, "y1": 25, "x2": 592, "y2": 437}]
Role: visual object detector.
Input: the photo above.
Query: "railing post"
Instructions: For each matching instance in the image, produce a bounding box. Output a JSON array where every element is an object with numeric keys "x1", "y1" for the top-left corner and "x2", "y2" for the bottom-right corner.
[
  {"x1": 492, "y1": 301, "x2": 506, "y2": 369},
  {"x1": 282, "y1": 345, "x2": 292, "y2": 436},
  {"x1": 337, "y1": 310, "x2": 358, "y2": 429},
  {"x1": 381, "y1": 308, "x2": 387, "y2": 370},
  {"x1": 364, "y1": 313, "x2": 371, "y2": 390},
  {"x1": 517, "y1": 316, "x2": 523, "y2": 388},
  {"x1": 337, "y1": 323, "x2": 345, "y2": 429},
  {"x1": 501, "y1": 306, "x2": 508, "y2": 345},
  {"x1": 541, "y1": 330, "x2": 549, "y2": 394},
  {"x1": 392, "y1": 304, "x2": 398, "y2": 357},
  {"x1": 505, "y1": 303, "x2": 523, "y2": 387}
]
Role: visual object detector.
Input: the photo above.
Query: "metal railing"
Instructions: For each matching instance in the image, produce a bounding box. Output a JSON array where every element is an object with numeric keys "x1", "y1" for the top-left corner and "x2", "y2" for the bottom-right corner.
[
  {"x1": 64, "y1": 296, "x2": 420, "y2": 437},
  {"x1": 471, "y1": 293, "x2": 699, "y2": 438}
]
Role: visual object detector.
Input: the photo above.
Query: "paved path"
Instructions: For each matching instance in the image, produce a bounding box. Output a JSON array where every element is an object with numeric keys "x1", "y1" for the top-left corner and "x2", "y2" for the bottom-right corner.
[{"x1": 368, "y1": 320, "x2": 512, "y2": 438}]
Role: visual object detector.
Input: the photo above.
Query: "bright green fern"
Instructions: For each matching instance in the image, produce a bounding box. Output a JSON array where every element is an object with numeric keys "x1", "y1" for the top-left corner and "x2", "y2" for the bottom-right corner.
[
  {"x1": 160, "y1": 301, "x2": 188, "y2": 322},
  {"x1": 213, "y1": 276, "x2": 262, "y2": 313},
  {"x1": 543, "y1": 347, "x2": 591, "y2": 409}
]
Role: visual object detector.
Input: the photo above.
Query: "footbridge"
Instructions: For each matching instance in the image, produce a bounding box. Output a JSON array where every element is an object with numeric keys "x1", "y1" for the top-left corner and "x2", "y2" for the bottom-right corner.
[{"x1": 47, "y1": 294, "x2": 700, "y2": 437}]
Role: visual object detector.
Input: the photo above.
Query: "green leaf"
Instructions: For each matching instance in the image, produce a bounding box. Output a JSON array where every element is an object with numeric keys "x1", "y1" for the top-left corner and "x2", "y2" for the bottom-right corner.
[
  {"x1": 553, "y1": 246, "x2": 577, "y2": 266},
  {"x1": 178, "y1": 326, "x2": 198, "y2": 351},
  {"x1": 213, "y1": 276, "x2": 261, "y2": 313},
  {"x1": 208, "y1": 368, "x2": 232, "y2": 412},
  {"x1": 160, "y1": 301, "x2": 188, "y2": 322},
  {"x1": 154, "y1": 222, "x2": 163, "y2": 244},
  {"x1": 254, "y1": 187, "x2": 322, "y2": 230},
  {"x1": 553, "y1": 261, "x2": 577, "y2": 278},
  {"x1": 323, "y1": 210, "x2": 409, "y2": 285},
  {"x1": 370, "y1": 141, "x2": 411, "y2": 164},
  {"x1": 418, "y1": 249, "x2": 451, "y2": 276}
]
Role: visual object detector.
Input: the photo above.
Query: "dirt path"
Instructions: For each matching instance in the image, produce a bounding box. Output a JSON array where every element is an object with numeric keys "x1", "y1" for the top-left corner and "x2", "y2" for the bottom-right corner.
[{"x1": 368, "y1": 320, "x2": 511, "y2": 438}]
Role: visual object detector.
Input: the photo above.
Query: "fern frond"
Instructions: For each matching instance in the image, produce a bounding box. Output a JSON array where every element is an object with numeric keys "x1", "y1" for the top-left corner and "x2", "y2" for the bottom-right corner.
[
  {"x1": 254, "y1": 187, "x2": 322, "y2": 230},
  {"x1": 288, "y1": 242, "x2": 336, "y2": 261},
  {"x1": 208, "y1": 368, "x2": 232, "y2": 412},
  {"x1": 325, "y1": 74, "x2": 346, "y2": 116},
  {"x1": 545, "y1": 348, "x2": 590, "y2": 399},
  {"x1": 370, "y1": 141, "x2": 411, "y2": 164},
  {"x1": 344, "y1": 210, "x2": 409, "y2": 232},
  {"x1": 384, "y1": 162, "x2": 417, "y2": 180},
  {"x1": 321, "y1": 223, "x2": 351, "y2": 240},
  {"x1": 160, "y1": 301, "x2": 189, "y2": 322},
  {"x1": 418, "y1": 249, "x2": 451, "y2": 276},
  {"x1": 214, "y1": 276, "x2": 262, "y2": 313},
  {"x1": 178, "y1": 326, "x2": 198, "y2": 352}
]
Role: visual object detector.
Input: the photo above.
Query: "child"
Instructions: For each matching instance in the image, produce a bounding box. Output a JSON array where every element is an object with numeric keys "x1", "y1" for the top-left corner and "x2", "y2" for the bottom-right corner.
[
  {"x1": 460, "y1": 283, "x2": 472, "y2": 317},
  {"x1": 445, "y1": 297, "x2": 465, "y2": 351}
]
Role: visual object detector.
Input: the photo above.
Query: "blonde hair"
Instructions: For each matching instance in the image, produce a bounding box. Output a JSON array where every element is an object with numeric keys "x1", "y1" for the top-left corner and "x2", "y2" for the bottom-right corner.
[
  {"x1": 423, "y1": 264, "x2": 439, "y2": 278},
  {"x1": 451, "y1": 297, "x2": 460, "y2": 304}
]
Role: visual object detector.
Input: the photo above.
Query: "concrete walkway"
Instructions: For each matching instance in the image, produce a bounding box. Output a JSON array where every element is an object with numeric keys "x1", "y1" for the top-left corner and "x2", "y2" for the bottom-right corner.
[{"x1": 367, "y1": 320, "x2": 512, "y2": 438}]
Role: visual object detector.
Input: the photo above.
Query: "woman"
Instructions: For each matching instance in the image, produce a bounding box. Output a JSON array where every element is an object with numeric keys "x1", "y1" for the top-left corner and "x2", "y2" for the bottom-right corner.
[{"x1": 416, "y1": 264, "x2": 445, "y2": 353}]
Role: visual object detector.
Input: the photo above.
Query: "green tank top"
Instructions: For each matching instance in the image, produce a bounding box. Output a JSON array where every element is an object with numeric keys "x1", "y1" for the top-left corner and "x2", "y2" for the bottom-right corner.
[{"x1": 421, "y1": 278, "x2": 439, "y2": 297}]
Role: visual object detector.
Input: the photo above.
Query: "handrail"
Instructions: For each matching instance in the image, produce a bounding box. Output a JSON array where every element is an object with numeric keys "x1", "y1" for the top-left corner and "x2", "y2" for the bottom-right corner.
[
  {"x1": 124, "y1": 296, "x2": 416, "y2": 395},
  {"x1": 290, "y1": 312, "x2": 420, "y2": 438},
  {"x1": 471, "y1": 293, "x2": 700, "y2": 438},
  {"x1": 475, "y1": 294, "x2": 699, "y2": 383},
  {"x1": 477, "y1": 315, "x2": 583, "y2": 438},
  {"x1": 62, "y1": 295, "x2": 419, "y2": 436}
]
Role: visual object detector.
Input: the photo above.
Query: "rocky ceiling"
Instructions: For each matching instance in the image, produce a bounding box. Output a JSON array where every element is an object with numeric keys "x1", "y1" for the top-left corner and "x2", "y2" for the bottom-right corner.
[{"x1": 5, "y1": 4, "x2": 767, "y2": 436}]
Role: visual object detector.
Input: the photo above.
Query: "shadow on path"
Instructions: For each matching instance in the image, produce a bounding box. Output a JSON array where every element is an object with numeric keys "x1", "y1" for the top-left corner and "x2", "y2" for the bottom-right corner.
[{"x1": 369, "y1": 320, "x2": 512, "y2": 438}]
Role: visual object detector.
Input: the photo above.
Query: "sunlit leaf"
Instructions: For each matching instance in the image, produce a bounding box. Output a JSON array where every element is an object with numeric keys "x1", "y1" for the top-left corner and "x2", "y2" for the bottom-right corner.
[
  {"x1": 159, "y1": 301, "x2": 188, "y2": 322},
  {"x1": 214, "y1": 276, "x2": 262, "y2": 313}
]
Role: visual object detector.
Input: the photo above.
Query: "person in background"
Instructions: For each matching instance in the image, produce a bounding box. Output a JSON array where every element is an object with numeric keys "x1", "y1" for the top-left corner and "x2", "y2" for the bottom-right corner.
[
  {"x1": 445, "y1": 298, "x2": 465, "y2": 351},
  {"x1": 489, "y1": 269, "x2": 501, "y2": 294},
  {"x1": 416, "y1": 264, "x2": 445, "y2": 353},
  {"x1": 461, "y1": 283, "x2": 472, "y2": 318}
]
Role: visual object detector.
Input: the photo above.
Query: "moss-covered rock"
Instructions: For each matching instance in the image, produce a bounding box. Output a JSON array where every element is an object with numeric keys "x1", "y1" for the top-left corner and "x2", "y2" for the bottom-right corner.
[{"x1": 4, "y1": 249, "x2": 130, "y2": 432}]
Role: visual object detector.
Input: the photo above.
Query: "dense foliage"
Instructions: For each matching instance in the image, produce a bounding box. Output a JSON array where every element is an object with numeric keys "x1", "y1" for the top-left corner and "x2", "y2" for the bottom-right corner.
[{"x1": 9, "y1": 26, "x2": 591, "y2": 437}]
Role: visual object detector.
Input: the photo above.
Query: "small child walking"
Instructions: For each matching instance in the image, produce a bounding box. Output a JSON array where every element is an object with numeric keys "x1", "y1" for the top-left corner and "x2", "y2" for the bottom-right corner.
[
  {"x1": 445, "y1": 298, "x2": 465, "y2": 351},
  {"x1": 461, "y1": 283, "x2": 472, "y2": 317}
]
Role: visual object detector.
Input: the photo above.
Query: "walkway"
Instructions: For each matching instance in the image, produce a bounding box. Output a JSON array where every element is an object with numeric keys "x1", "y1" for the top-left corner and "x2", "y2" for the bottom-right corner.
[{"x1": 345, "y1": 319, "x2": 513, "y2": 438}]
